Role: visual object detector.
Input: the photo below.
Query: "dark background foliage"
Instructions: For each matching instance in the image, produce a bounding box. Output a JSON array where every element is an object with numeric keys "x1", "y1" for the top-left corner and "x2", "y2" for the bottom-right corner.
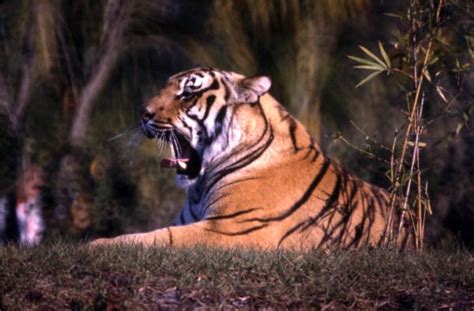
[{"x1": 0, "y1": 0, "x2": 472, "y2": 247}]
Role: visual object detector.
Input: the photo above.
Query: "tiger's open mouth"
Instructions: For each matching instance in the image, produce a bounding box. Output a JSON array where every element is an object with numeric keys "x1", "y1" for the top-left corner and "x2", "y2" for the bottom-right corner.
[
  {"x1": 141, "y1": 124, "x2": 201, "y2": 179},
  {"x1": 162, "y1": 132, "x2": 201, "y2": 178}
]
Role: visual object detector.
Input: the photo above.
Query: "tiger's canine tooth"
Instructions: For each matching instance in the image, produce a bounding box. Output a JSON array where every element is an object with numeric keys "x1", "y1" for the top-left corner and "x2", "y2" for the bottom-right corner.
[{"x1": 177, "y1": 160, "x2": 187, "y2": 170}]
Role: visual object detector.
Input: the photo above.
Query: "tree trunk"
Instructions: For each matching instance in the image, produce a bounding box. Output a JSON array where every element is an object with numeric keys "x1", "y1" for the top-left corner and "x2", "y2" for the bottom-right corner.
[
  {"x1": 69, "y1": 0, "x2": 130, "y2": 147},
  {"x1": 69, "y1": 46, "x2": 120, "y2": 146}
]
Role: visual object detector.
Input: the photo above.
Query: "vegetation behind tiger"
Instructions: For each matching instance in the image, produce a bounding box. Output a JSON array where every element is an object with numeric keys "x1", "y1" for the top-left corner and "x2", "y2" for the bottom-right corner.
[
  {"x1": 0, "y1": 2, "x2": 473, "y2": 245},
  {"x1": 1, "y1": 0, "x2": 473, "y2": 308}
]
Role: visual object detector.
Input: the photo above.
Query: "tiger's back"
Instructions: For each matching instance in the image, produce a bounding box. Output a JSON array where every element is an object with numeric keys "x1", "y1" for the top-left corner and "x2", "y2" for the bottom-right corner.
[{"x1": 174, "y1": 92, "x2": 411, "y2": 249}]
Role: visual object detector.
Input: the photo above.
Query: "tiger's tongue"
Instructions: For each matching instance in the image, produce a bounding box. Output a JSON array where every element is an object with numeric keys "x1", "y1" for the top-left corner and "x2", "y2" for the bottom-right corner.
[{"x1": 160, "y1": 158, "x2": 189, "y2": 170}]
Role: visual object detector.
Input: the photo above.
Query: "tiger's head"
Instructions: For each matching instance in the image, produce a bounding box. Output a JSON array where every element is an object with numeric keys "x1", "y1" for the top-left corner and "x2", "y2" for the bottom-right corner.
[{"x1": 140, "y1": 67, "x2": 271, "y2": 187}]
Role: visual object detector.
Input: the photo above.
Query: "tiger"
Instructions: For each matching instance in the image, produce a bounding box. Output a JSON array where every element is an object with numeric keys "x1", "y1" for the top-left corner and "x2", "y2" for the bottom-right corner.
[{"x1": 91, "y1": 67, "x2": 414, "y2": 250}]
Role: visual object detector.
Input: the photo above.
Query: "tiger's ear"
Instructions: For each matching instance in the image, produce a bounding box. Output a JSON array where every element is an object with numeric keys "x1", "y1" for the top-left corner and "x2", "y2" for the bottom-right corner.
[{"x1": 237, "y1": 76, "x2": 271, "y2": 103}]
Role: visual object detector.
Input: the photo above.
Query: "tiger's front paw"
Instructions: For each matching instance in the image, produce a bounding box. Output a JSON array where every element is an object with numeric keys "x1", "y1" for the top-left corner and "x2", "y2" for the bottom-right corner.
[{"x1": 89, "y1": 237, "x2": 115, "y2": 247}]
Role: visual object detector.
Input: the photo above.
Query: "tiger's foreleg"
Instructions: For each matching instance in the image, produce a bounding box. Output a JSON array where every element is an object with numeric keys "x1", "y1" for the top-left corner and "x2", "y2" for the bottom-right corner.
[
  {"x1": 90, "y1": 228, "x2": 172, "y2": 246},
  {"x1": 90, "y1": 221, "x2": 266, "y2": 248}
]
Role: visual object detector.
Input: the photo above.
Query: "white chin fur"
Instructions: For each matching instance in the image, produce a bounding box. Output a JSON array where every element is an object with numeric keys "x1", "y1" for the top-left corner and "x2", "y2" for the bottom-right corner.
[{"x1": 175, "y1": 174, "x2": 197, "y2": 189}]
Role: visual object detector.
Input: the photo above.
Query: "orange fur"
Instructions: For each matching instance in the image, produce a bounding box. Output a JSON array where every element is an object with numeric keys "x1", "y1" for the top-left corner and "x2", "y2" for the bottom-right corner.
[{"x1": 92, "y1": 67, "x2": 413, "y2": 250}]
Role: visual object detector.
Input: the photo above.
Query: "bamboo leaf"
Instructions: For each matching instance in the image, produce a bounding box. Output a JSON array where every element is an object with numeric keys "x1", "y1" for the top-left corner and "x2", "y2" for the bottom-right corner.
[
  {"x1": 435, "y1": 85, "x2": 449, "y2": 103},
  {"x1": 354, "y1": 64, "x2": 385, "y2": 70},
  {"x1": 407, "y1": 141, "x2": 427, "y2": 148},
  {"x1": 359, "y1": 45, "x2": 387, "y2": 68},
  {"x1": 378, "y1": 41, "x2": 391, "y2": 68},
  {"x1": 355, "y1": 70, "x2": 383, "y2": 88},
  {"x1": 383, "y1": 13, "x2": 405, "y2": 19},
  {"x1": 347, "y1": 55, "x2": 384, "y2": 67},
  {"x1": 430, "y1": 56, "x2": 439, "y2": 65},
  {"x1": 422, "y1": 69, "x2": 432, "y2": 83}
]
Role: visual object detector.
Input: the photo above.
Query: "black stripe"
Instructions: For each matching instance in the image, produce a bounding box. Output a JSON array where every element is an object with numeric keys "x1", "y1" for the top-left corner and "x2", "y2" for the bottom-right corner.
[
  {"x1": 186, "y1": 96, "x2": 201, "y2": 111},
  {"x1": 189, "y1": 203, "x2": 200, "y2": 221},
  {"x1": 203, "y1": 127, "x2": 274, "y2": 201},
  {"x1": 209, "y1": 78, "x2": 219, "y2": 90},
  {"x1": 312, "y1": 148, "x2": 320, "y2": 162},
  {"x1": 363, "y1": 197, "x2": 376, "y2": 245},
  {"x1": 179, "y1": 117, "x2": 193, "y2": 138},
  {"x1": 167, "y1": 227, "x2": 173, "y2": 246},
  {"x1": 313, "y1": 175, "x2": 343, "y2": 247},
  {"x1": 332, "y1": 182, "x2": 360, "y2": 245},
  {"x1": 202, "y1": 95, "x2": 216, "y2": 124},
  {"x1": 185, "y1": 87, "x2": 219, "y2": 139},
  {"x1": 213, "y1": 105, "x2": 228, "y2": 140},
  {"x1": 203, "y1": 193, "x2": 231, "y2": 215},
  {"x1": 281, "y1": 113, "x2": 290, "y2": 122},
  {"x1": 302, "y1": 138, "x2": 320, "y2": 162},
  {"x1": 288, "y1": 118, "x2": 300, "y2": 153},
  {"x1": 213, "y1": 176, "x2": 261, "y2": 193},
  {"x1": 296, "y1": 171, "x2": 344, "y2": 235},
  {"x1": 350, "y1": 222, "x2": 365, "y2": 247},
  {"x1": 249, "y1": 97, "x2": 260, "y2": 107},
  {"x1": 179, "y1": 211, "x2": 186, "y2": 225},
  {"x1": 372, "y1": 186, "x2": 388, "y2": 219},
  {"x1": 197, "y1": 102, "x2": 274, "y2": 202},
  {"x1": 206, "y1": 208, "x2": 260, "y2": 221},
  {"x1": 318, "y1": 171, "x2": 344, "y2": 219},
  {"x1": 187, "y1": 94, "x2": 216, "y2": 122},
  {"x1": 242, "y1": 158, "x2": 331, "y2": 223},
  {"x1": 223, "y1": 80, "x2": 231, "y2": 101},
  {"x1": 304, "y1": 149, "x2": 319, "y2": 163},
  {"x1": 188, "y1": 183, "x2": 202, "y2": 204},
  {"x1": 205, "y1": 224, "x2": 268, "y2": 236},
  {"x1": 215, "y1": 105, "x2": 227, "y2": 125},
  {"x1": 317, "y1": 207, "x2": 341, "y2": 247},
  {"x1": 278, "y1": 221, "x2": 307, "y2": 247},
  {"x1": 182, "y1": 77, "x2": 220, "y2": 105}
]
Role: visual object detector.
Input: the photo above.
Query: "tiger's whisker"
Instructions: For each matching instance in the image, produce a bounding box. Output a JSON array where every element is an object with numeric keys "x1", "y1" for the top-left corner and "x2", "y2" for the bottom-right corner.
[
  {"x1": 106, "y1": 126, "x2": 140, "y2": 144},
  {"x1": 158, "y1": 133, "x2": 166, "y2": 154},
  {"x1": 155, "y1": 134, "x2": 166, "y2": 156},
  {"x1": 171, "y1": 132, "x2": 183, "y2": 159},
  {"x1": 127, "y1": 131, "x2": 142, "y2": 147},
  {"x1": 170, "y1": 132, "x2": 182, "y2": 159}
]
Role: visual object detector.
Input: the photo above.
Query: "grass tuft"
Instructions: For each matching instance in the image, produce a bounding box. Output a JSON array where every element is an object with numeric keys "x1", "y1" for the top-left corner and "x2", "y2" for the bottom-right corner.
[{"x1": 1, "y1": 243, "x2": 473, "y2": 309}]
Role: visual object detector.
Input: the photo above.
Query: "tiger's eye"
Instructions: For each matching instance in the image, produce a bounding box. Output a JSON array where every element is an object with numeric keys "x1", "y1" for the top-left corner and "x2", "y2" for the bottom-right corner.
[{"x1": 182, "y1": 90, "x2": 192, "y2": 98}]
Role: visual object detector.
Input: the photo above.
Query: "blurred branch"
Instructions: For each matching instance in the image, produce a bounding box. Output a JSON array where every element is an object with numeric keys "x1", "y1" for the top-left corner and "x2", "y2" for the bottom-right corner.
[
  {"x1": 209, "y1": 0, "x2": 371, "y2": 141},
  {"x1": 35, "y1": 0, "x2": 56, "y2": 76},
  {"x1": 10, "y1": 21, "x2": 35, "y2": 131},
  {"x1": 0, "y1": 73, "x2": 10, "y2": 117},
  {"x1": 70, "y1": 0, "x2": 131, "y2": 147},
  {"x1": 2, "y1": 1, "x2": 57, "y2": 131}
]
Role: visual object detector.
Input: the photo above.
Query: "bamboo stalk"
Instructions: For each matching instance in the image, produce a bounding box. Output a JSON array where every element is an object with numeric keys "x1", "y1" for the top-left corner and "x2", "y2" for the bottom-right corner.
[{"x1": 385, "y1": 0, "x2": 444, "y2": 249}]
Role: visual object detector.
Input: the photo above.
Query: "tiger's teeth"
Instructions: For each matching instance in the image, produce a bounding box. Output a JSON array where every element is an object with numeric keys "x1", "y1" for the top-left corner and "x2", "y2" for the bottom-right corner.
[{"x1": 177, "y1": 160, "x2": 187, "y2": 170}]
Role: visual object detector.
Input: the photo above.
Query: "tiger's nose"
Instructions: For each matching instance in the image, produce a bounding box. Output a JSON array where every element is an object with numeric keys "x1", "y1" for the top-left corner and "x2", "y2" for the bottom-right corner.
[{"x1": 141, "y1": 108, "x2": 155, "y2": 122}]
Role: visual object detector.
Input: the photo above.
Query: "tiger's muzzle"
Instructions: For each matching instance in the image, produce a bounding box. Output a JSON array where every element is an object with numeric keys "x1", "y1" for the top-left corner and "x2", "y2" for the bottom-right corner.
[{"x1": 140, "y1": 114, "x2": 201, "y2": 179}]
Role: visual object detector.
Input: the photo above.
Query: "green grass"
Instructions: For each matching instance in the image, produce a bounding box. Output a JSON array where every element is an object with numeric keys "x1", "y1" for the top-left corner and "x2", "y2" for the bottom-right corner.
[{"x1": 1, "y1": 243, "x2": 473, "y2": 309}]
